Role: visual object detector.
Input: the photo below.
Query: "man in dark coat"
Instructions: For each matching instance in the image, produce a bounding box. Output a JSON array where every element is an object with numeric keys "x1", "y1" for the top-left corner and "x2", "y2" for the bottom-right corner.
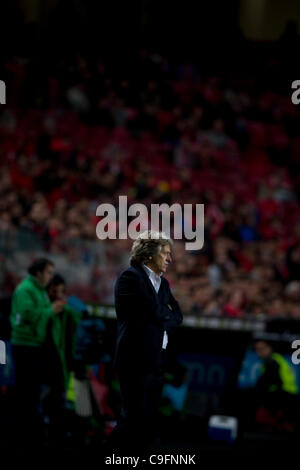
[{"x1": 110, "y1": 230, "x2": 183, "y2": 452}]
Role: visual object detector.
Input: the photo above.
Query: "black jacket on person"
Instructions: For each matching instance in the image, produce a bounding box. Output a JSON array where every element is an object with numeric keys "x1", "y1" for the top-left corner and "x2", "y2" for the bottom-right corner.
[{"x1": 113, "y1": 260, "x2": 183, "y2": 372}]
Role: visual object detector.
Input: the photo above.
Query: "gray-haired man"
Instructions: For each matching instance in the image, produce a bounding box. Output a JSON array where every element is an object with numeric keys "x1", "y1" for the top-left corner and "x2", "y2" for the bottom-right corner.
[{"x1": 109, "y1": 231, "x2": 183, "y2": 453}]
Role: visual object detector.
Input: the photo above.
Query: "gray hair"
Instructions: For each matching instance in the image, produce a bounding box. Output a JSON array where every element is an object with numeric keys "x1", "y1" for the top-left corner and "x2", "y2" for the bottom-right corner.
[{"x1": 130, "y1": 230, "x2": 173, "y2": 265}]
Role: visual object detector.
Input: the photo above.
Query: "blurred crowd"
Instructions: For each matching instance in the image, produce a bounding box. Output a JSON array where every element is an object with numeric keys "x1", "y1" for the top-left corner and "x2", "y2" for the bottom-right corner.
[{"x1": 1, "y1": 48, "x2": 300, "y2": 319}]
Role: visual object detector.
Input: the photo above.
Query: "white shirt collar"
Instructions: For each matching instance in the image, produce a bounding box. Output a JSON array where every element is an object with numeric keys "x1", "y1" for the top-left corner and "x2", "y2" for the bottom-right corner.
[{"x1": 143, "y1": 264, "x2": 162, "y2": 278}]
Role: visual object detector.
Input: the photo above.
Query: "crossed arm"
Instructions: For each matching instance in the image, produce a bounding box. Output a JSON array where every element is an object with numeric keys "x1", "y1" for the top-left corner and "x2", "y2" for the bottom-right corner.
[{"x1": 115, "y1": 270, "x2": 183, "y2": 330}]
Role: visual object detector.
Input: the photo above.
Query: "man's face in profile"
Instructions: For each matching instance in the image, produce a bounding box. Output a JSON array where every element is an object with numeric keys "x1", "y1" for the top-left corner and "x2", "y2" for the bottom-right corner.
[
  {"x1": 153, "y1": 244, "x2": 172, "y2": 274},
  {"x1": 38, "y1": 264, "x2": 54, "y2": 287}
]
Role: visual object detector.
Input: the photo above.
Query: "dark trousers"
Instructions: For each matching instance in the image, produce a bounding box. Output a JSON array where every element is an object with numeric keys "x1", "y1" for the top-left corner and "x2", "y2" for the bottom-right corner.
[
  {"x1": 109, "y1": 361, "x2": 164, "y2": 453},
  {"x1": 12, "y1": 344, "x2": 44, "y2": 446},
  {"x1": 41, "y1": 345, "x2": 66, "y2": 445}
]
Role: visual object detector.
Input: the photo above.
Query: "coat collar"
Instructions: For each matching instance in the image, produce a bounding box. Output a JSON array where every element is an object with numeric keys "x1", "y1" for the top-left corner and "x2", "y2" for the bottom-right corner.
[
  {"x1": 142, "y1": 264, "x2": 162, "y2": 281},
  {"x1": 27, "y1": 274, "x2": 44, "y2": 291}
]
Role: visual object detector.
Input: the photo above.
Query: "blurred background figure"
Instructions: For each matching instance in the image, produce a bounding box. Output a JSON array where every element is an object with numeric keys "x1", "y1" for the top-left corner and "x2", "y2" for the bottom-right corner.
[
  {"x1": 42, "y1": 273, "x2": 81, "y2": 447},
  {"x1": 10, "y1": 258, "x2": 65, "y2": 447},
  {"x1": 253, "y1": 340, "x2": 298, "y2": 432},
  {"x1": 234, "y1": 339, "x2": 298, "y2": 435}
]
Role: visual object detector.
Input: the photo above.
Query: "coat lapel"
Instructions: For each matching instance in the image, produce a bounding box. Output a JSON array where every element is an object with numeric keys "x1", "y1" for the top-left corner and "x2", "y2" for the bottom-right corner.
[{"x1": 132, "y1": 262, "x2": 159, "y2": 300}]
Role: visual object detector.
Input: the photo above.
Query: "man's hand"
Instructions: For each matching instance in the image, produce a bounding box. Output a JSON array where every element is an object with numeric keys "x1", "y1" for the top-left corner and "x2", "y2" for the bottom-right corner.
[{"x1": 51, "y1": 300, "x2": 66, "y2": 314}]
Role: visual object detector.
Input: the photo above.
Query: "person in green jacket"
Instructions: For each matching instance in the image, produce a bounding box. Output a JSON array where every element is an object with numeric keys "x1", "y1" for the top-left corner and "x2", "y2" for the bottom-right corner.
[
  {"x1": 43, "y1": 273, "x2": 81, "y2": 446},
  {"x1": 46, "y1": 274, "x2": 81, "y2": 388},
  {"x1": 11, "y1": 258, "x2": 65, "y2": 447}
]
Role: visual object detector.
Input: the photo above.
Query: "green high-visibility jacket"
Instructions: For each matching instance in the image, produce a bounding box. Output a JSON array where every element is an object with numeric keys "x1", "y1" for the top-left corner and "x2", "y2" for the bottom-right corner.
[
  {"x1": 11, "y1": 275, "x2": 54, "y2": 347},
  {"x1": 261, "y1": 353, "x2": 298, "y2": 395},
  {"x1": 50, "y1": 303, "x2": 81, "y2": 389},
  {"x1": 11, "y1": 275, "x2": 81, "y2": 389}
]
